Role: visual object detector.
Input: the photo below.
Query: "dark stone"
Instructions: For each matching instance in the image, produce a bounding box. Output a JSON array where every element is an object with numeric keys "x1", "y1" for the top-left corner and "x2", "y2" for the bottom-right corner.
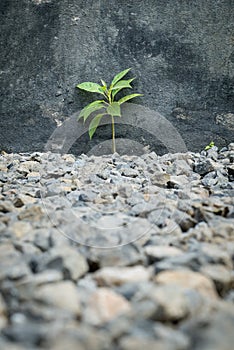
[
  {"x1": 0, "y1": 0, "x2": 234, "y2": 154},
  {"x1": 194, "y1": 159, "x2": 215, "y2": 175},
  {"x1": 2, "y1": 323, "x2": 47, "y2": 347},
  {"x1": 180, "y1": 310, "x2": 234, "y2": 350}
]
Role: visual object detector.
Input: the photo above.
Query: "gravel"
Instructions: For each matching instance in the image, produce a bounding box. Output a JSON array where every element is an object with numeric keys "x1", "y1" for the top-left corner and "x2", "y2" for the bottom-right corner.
[{"x1": 0, "y1": 144, "x2": 233, "y2": 349}]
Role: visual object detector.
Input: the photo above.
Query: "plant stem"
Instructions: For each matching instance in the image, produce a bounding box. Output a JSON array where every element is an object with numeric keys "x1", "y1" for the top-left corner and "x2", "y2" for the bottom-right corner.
[{"x1": 111, "y1": 115, "x2": 116, "y2": 153}]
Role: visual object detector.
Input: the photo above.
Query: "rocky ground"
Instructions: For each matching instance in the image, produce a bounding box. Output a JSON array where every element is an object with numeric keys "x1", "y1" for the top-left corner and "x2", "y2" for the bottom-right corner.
[{"x1": 0, "y1": 144, "x2": 234, "y2": 350}]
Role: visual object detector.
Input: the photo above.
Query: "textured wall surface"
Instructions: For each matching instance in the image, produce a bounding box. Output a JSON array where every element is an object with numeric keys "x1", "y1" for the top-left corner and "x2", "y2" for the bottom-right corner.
[{"x1": 0, "y1": 0, "x2": 234, "y2": 153}]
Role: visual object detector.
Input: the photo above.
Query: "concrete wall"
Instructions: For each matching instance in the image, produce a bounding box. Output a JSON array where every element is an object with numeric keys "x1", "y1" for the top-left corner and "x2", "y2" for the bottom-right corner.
[{"x1": 0, "y1": 0, "x2": 234, "y2": 153}]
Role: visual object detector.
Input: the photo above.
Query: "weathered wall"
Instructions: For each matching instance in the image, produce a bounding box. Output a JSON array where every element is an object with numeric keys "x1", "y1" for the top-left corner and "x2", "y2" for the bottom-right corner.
[{"x1": 0, "y1": 0, "x2": 234, "y2": 153}]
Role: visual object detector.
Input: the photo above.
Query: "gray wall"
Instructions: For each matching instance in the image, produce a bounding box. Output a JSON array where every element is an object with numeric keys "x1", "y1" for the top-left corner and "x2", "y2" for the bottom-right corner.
[{"x1": 0, "y1": 0, "x2": 234, "y2": 153}]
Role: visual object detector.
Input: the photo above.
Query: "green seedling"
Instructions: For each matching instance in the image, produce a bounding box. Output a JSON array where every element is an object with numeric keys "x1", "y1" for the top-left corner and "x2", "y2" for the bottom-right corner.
[
  {"x1": 205, "y1": 141, "x2": 215, "y2": 151},
  {"x1": 76, "y1": 68, "x2": 142, "y2": 153}
]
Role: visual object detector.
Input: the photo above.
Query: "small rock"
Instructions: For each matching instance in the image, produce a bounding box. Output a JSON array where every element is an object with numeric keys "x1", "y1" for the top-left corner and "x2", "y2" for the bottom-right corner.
[
  {"x1": 144, "y1": 245, "x2": 183, "y2": 262},
  {"x1": 17, "y1": 205, "x2": 43, "y2": 221},
  {"x1": 200, "y1": 243, "x2": 233, "y2": 269},
  {"x1": 168, "y1": 175, "x2": 191, "y2": 188},
  {"x1": 194, "y1": 159, "x2": 216, "y2": 175},
  {"x1": 13, "y1": 194, "x2": 37, "y2": 207},
  {"x1": 49, "y1": 324, "x2": 111, "y2": 350},
  {"x1": 0, "y1": 340, "x2": 26, "y2": 350},
  {"x1": 181, "y1": 309, "x2": 234, "y2": 350},
  {"x1": 200, "y1": 264, "x2": 233, "y2": 295},
  {"x1": 16, "y1": 270, "x2": 63, "y2": 300},
  {"x1": 173, "y1": 210, "x2": 197, "y2": 231},
  {"x1": 13, "y1": 242, "x2": 41, "y2": 255},
  {"x1": 83, "y1": 287, "x2": 131, "y2": 325},
  {"x1": 0, "y1": 200, "x2": 14, "y2": 213},
  {"x1": 121, "y1": 168, "x2": 138, "y2": 178},
  {"x1": 94, "y1": 266, "x2": 152, "y2": 286},
  {"x1": 150, "y1": 172, "x2": 170, "y2": 187},
  {"x1": 10, "y1": 221, "x2": 32, "y2": 239},
  {"x1": 166, "y1": 159, "x2": 192, "y2": 176},
  {"x1": 119, "y1": 336, "x2": 168, "y2": 350},
  {"x1": 45, "y1": 246, "x2": 89, "y2": 281},
  {"x1": 134, "y1": 283, "x2": 202, "y2": 322},
  {"x1": 201, "y1": 172, "x2": 218, "y2": 187},
  {"x1": 0, "y1": 293, "x2": 7, "y2": 329},
  {"x1": 185, "y1": 222, "x2": 213, "y2": 242},
  {"x1": 2, "y1": 323, "x2": 47, "y2": 348},
  {"x1": 154, "y1": 323, "x2": 190, "y2": 350},
  {"x1": 155, "y1": 269, "x2": 218, "y2": 299},
  {"x1": 87, "y1": 244, "x2": 145, "y2": 268},
  {"x1": 17, "y1": 161, "x2": 41, "y2": 174},
  {"x1": 33, "y1": 229, "x2": 51, "y2": 251},
  {"x1": 209, "y1": 218, "x2": 234, "y2": 239},
  {"x1": 0, "y1": 244, "x2": 31, "y2": 281},
  {"x1": 26, "y1": 172, "x2": 40, "y2": 181},
  {"x1": 34, "y1": 281, "x2": 80, "y2": 315}
]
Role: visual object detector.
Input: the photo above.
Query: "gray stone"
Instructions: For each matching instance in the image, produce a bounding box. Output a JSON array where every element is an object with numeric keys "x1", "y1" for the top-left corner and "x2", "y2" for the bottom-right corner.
[
  {"x1": 0, "y1": 244, "x2": 31, "y2": 281},
  {"x1": 155, "y1": 269, "x2": 218, "y2": 300},
  {"x1": 154, "y1": 252, "x2": 205, "y2": 272},
  {"x1": 200, "y1": 264, "x2": 233, "y2": 296},
  {"x1": 181, "y1": 310, "x2": 234, "y2": 350},
  {"x1": 199, "y1": 243, "x2": 233, "y2": 269},
  {"x1": 0, "y1": 200, "x2": 15, "y2": 213},
  {"x1": 166, "y1": 159, "x2": 192, "y2": 176},
  {"x1": 194, "y1": 159, "x2": 216, "y2": 175},
  {"x1": 134, "y1": 284, "x2": 197, "y2": 322},
  {"x1": 83, "y1": 287, "x2": 131, "y2": 325},
  {"x1": 201, "y1": 172, "x2": 218, "y2": 187},
  {"x1": 150, "y1": 172, "x2": 170, "y2": 187},
  {"x1": 0, "y1": 293, "x2": 7, "y2": 330},
  {"x1": 94, "y1": 266, "x2": 152, "y2": 287},
  {"x1": 168, "y1": 174, "x2": 191, "y2": 188},
  {"x1": 10, "y1": 221, "x2": 32, "y2": 240},
  {"x1": 153, "y1": 323, "x2": 190, "y2": 350},
  {"x1": 172, "y1": 210, "x2": 197, "y2": 231},
  {"x1": 15, "y1": 270, "x2": 63, "y2": 301},
  {"x1": 34, "y1": 281, "x2": 80, "y2": 315},
  {"x1": 42, "y1": 246, "x2": 89, "y2": 281},
  {"x1": 33, "y1": 229, "x2": 51, "y2": 251},
  {"x1": 119, "y1": 336, "x2": 171, "y2": 350},
  {"x1": 144, "y1": 245, "x2": 183, "y2": 263},
  {"x1": 120, "y1": 168, "x2": 139, "y2": 178},
  {"x1": 0, "y1": 339, "x2": 28, "y2": 350},
  {"x1": 2, "y1": 323, "x2": 48, "y2": 348},
  {"x1": 49, "y1": 325, "x2": 111, "y2": 350},
  {"x1": 13, "y1": 242, "x2": 41, "y2": 256},
  {"x1": 17, "y1": 205, "x2": 44, "y2": 221},
  {"x1": 86, "y1": 244, "x2": 146, "y2": 268}
]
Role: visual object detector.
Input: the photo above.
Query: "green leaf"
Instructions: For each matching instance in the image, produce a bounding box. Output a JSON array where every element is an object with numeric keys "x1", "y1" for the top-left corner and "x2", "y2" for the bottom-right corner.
[
  {"x1": 118, "y1": 93, "x2": 143, "y2": 105},
  {"x1": 83, "y1": 105, "x2": 106, "y2": 122},
  {"x1": 77, "y1": 100, "x2": 105, "y2": 121},
  {"x1": 112, "y1": 88, "x2": 122, "y2": 99},
  {"x1": 88, "y1": 113, "x2": 105, "y2": 139},
  {"x1": 111, "y1": 68, "x2": 131, "y2": 87},
  {"x1": 111, "y1": 78, "x2": 135, "y2": 91},
  {"x1": 77, "y1": 82, "x2": 105, "y2": 95},
  {"x1": 111, "y1": 79, "x2": 136, "y2": 99},
  {"x1": 101, "y1": 79, "x2": 107, "y2": 87},
  {"x1": 78, "y1": 104, "x2": 105, "y2": 122},
  {"x1": 100, "y1": 80, "x2": 108, "y2": 93},
  {"x1": 107, "y1": 102, "x2": 121, "y2": 117},
  {"x1": 205, "y1": 141, "x2": 215, "y2": 151}
]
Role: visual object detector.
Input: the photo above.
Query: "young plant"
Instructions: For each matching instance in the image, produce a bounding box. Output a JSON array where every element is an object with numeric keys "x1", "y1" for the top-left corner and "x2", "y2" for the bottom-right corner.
[
  {"x1": 76, "y1": 68, "x2": 142, "y2": 153},
  {"x1": 205, "y1": 141, "x2": 215, "y2": 150}
]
